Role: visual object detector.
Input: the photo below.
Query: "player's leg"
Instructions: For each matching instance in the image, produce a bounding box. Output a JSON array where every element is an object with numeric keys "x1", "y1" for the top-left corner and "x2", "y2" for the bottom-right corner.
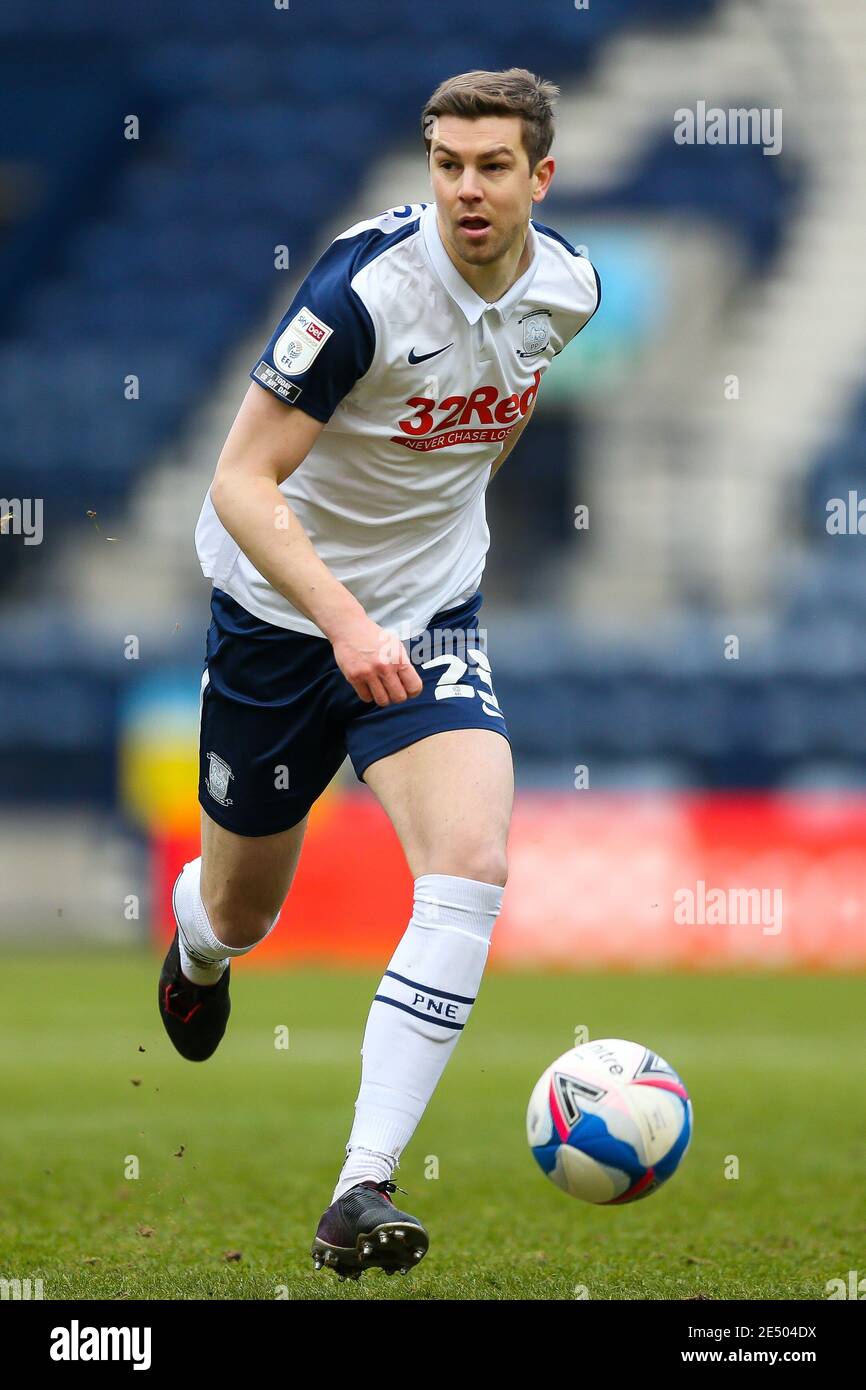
[
  {"x1": 332, "y1": 727, "x2": 513, "y2": 1197},
  {"x1": 176, "y1": 807, "x2": 308, "y2": 979},
  {"x1": 160, "y1": 810, "x2": 307, "y2": 1063},
  {"x1": 361, "y1": 726, "x2": 512, "y2": 883},
  {"x1": 160, "y1": 586, "x2": 348, "y2": 1061},
  {"x1": 310, "y1": 589, "x2": 513, "y2": 1275},
  {"x1": 170, "y1": 660, "x2": 315, "y2": 988},
  {"x1": 310, "y1": 726, "x2": 511, "y2": 1275}
]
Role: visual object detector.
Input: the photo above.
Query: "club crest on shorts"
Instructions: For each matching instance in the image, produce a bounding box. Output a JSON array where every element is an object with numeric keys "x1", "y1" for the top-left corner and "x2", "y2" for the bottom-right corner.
[
  {"x1": 518, "y1": 310, "x2": 552, "y2": 358},
  {"x1": 206, "y1": 751, "x2": 234, "y2": 806}
]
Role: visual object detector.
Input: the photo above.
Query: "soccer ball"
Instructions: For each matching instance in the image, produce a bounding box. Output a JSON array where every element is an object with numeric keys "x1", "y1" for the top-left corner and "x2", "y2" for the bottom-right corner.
[{"x1": 526, "y1": 1038, "x2": 692, "y2": 1204}]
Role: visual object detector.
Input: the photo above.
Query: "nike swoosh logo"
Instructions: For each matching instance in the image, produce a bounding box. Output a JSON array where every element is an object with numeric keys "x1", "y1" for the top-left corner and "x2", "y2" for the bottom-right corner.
[{"x1": 408, "y1": 343, "x2": 453, "y2": 364}]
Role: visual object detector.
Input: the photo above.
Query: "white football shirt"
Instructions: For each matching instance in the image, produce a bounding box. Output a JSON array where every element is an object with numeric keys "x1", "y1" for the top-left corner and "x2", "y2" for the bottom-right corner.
[{"x1": 195, "y1": 200, "x2": 600, "y2": 639}]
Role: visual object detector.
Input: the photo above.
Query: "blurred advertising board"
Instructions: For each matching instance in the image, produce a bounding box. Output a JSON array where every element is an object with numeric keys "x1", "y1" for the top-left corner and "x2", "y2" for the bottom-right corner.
[{"x1": 150, "y1": 791, "x2": 866, "y2": 970}]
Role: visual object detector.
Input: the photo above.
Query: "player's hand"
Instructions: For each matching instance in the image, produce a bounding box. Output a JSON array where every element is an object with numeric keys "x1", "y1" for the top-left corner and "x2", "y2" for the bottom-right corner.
[{"x1": 331, "y1": 616, "x2": 423, "y2": 706}]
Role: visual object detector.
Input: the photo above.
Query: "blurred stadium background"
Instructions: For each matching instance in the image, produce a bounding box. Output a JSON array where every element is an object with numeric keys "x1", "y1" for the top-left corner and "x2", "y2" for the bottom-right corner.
[{"x1": 2, "y1": 0, "x2": 866, "y2": 973}]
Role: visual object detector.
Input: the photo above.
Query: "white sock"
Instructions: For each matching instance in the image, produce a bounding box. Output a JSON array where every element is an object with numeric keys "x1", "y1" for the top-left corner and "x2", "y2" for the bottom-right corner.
[
  {"x1": 331, "y1": 873, "x2": 504, "y2": 1203},
  {"x1": 172, "y1": 858, "x2": 277, "y2": 984}
]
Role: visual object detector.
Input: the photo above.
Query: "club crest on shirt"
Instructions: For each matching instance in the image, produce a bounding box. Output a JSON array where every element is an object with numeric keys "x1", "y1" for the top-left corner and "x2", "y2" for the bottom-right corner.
[
  {"x1": 518, "y1": 309, "x2": 552, "y2": 358},
  {"x1": 273, "y1": 306, "x2": 334, "y2": 376},
  {"x1": 206, "y1": 752, "x2": 234, "y2": 806}
]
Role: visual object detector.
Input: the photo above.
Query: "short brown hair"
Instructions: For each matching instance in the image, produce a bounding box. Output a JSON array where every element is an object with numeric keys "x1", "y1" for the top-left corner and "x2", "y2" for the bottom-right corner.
[{"x1": 421, "y1": 68, "x2": 559, "y2": 173}]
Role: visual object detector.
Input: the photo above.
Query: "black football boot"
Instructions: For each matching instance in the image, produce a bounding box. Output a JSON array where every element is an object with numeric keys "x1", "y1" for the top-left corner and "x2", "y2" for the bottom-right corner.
[
  {"x1": 158, "y1": 928, "x2": 231, "y2": 1062},
  {"x1": 311, "y1": 1180, "x2": 429, "y2": 1281}
]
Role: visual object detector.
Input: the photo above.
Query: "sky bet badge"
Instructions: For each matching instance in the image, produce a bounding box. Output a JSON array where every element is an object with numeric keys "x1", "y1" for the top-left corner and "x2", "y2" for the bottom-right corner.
[{"x1": 273, "y1": 305, "x2": 334, "y2": 375}]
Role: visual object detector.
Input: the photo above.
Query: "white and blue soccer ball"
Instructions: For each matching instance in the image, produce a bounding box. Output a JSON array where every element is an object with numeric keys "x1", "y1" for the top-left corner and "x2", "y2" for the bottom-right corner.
[{"x1": 527, "y1": 1038, "x2": 692, "y2": 1204}]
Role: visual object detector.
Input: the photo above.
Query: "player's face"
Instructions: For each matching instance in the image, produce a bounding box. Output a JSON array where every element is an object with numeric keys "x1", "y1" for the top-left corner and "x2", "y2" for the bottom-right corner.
[{"x1": 428, "y1": 114, "x2": 553, "y2": 269}]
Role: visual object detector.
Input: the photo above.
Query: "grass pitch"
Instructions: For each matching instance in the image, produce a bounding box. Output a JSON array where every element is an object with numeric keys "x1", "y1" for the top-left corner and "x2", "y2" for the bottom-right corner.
[{"x1": 1, "y1": 953, "x2": 863, "y2": 1300}]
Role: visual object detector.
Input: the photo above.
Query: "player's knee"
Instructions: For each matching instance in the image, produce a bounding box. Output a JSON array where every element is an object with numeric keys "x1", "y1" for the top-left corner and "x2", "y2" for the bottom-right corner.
[
  {"x1": 481, "y1": 852, "x2": 508, "y2": 889},
  {"x1": 204, "y1": 894, "x2": 279, "y2": 950},
  {"x1": 435, "y1": 845, "x2": 508, "y2": 889}
]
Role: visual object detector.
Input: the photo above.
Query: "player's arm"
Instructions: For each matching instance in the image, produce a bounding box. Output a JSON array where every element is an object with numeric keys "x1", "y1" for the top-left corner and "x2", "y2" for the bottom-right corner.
[
  {"x1": 487, "y1": 398, "x2": 536, "y2": 483},
  {"x1": 209, "y1": 385, "x2": 421, "y2": 707}
]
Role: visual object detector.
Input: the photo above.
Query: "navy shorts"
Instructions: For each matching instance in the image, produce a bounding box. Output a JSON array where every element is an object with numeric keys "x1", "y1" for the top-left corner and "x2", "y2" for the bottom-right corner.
[{"x1": 198, "y1": 587, "x2": 511, "y2": 836}]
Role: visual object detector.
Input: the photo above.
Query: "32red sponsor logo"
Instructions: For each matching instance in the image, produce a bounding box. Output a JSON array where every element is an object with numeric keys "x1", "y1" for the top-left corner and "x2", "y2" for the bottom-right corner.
[{"x1": 394, "y1": 370, "x2": 540, "y2": 451}]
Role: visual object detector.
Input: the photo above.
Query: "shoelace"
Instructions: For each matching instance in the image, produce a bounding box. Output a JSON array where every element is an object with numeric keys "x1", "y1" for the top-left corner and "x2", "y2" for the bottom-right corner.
[{"x1": 373, "y1": 1179, "x2": 409, "y2": 1198}]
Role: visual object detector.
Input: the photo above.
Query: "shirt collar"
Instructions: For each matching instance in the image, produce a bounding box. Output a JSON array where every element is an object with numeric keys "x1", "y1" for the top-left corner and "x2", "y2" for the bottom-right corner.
[{"x1": 420, "y1": 201, "x2": 540, "y2": 326}]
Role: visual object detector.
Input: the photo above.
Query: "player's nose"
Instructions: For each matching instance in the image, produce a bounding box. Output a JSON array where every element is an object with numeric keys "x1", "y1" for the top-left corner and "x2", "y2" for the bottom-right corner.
[{"x1": 457, "y1": 170, "x2": 484, "y2": 201}]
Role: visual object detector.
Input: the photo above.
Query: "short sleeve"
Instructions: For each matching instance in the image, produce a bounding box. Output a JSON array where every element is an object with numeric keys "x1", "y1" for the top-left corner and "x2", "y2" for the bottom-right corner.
[
  {"x1": 250, "y1": 237, "x2": 376, "y2": 422},
  {"x1": 583, "y1": 259, "x2": 601, "y2": 328},
  {"x1": 571, "y1": 255, "x2": 601, "y2": 340}
]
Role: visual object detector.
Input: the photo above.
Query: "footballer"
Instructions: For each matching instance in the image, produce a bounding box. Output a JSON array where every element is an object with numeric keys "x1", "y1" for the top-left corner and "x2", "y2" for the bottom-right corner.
[{"x1": 158, "y1": 67, "x2": 600, "y2": 1280}]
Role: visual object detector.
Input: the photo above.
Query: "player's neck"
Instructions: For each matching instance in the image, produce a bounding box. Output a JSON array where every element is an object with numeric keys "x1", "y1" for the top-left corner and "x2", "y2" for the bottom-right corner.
[{"x1": 441, "y1": 219, "x2": 532, "y2": 306}]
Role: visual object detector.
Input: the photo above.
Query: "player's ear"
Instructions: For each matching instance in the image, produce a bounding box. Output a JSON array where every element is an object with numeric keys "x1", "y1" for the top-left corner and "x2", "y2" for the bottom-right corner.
[{"x1": 531, "y1": 156, "x2": 555, "y2": 204}]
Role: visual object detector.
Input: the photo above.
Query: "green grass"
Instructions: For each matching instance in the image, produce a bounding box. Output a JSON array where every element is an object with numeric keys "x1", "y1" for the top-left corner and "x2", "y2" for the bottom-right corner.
[{"x1": 1, "y1": 953, "x2": 863, "y2": 1299}]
